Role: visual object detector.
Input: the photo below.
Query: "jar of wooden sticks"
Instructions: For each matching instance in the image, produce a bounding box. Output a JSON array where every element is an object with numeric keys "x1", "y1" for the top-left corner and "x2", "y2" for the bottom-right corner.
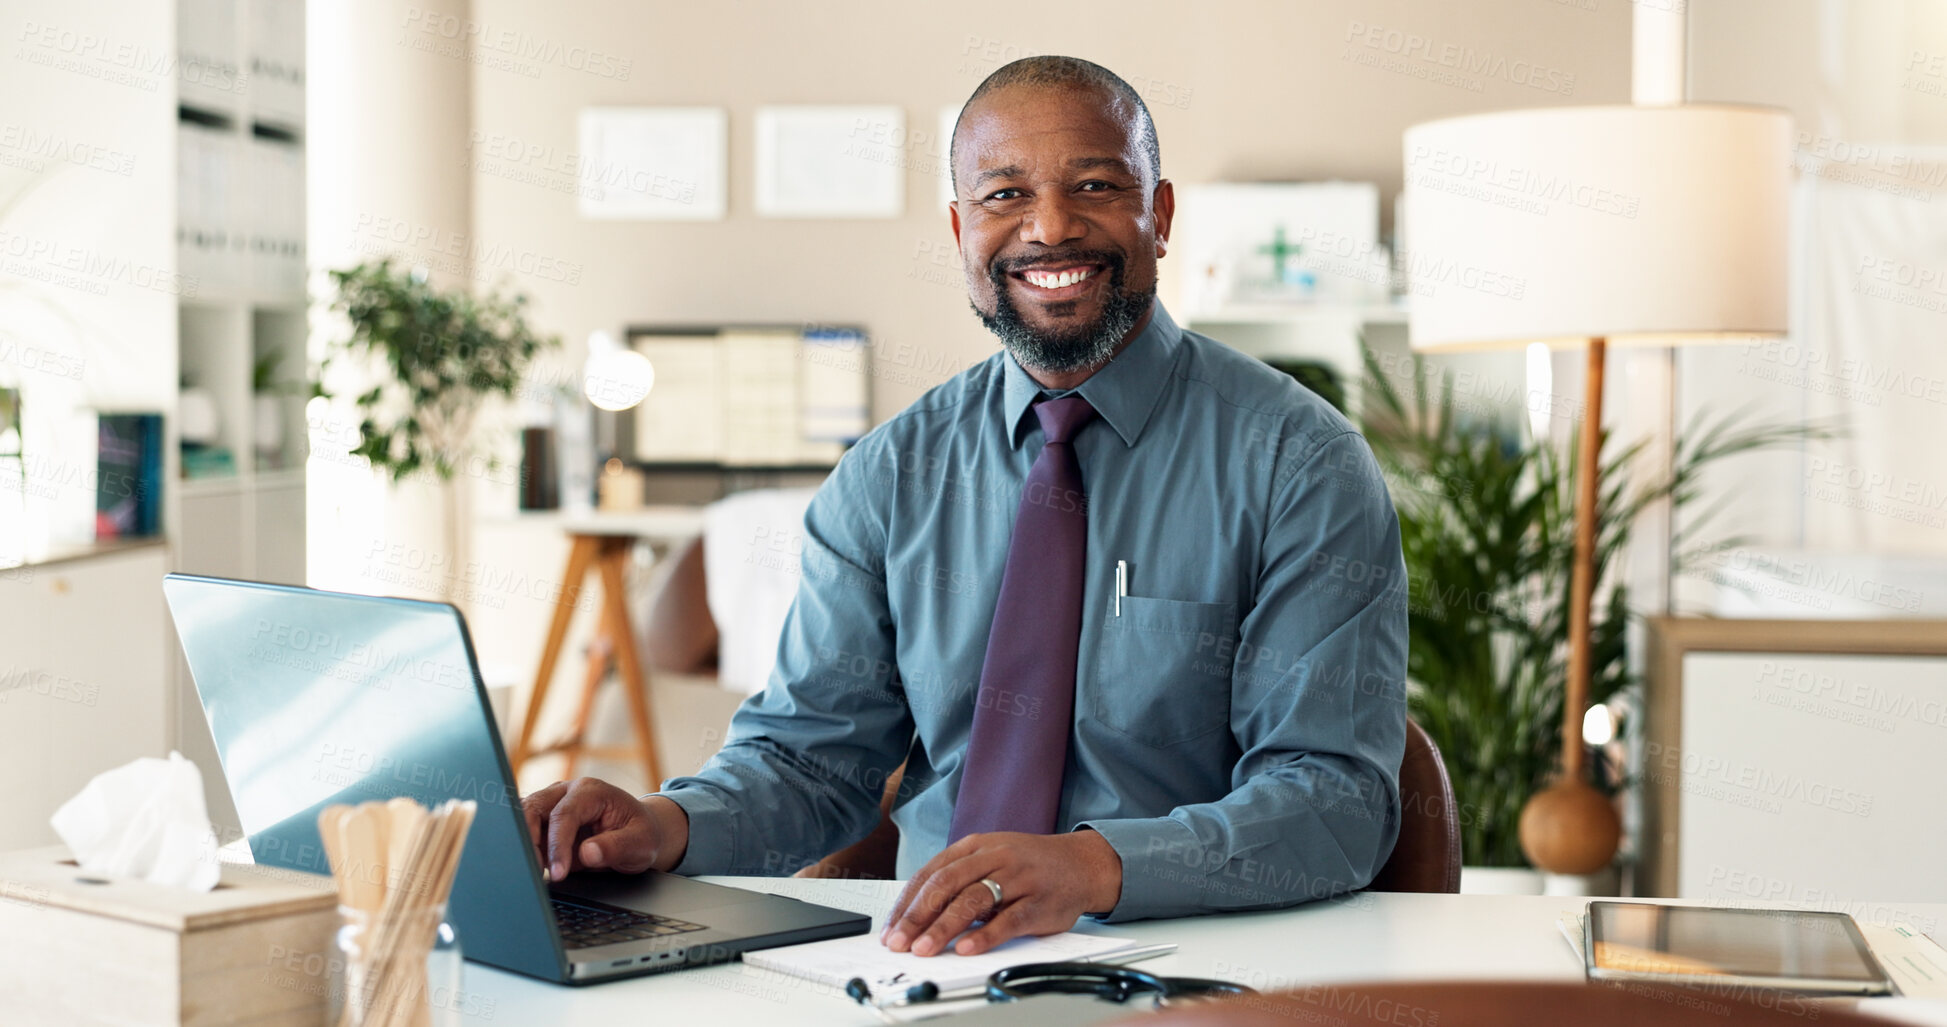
[
  {"x1": 319, "y1": 798, "x2": 478, "y2": 1027},
  {"x1": 331, "y1": 904, "x2": 461, "y2": 1027}
]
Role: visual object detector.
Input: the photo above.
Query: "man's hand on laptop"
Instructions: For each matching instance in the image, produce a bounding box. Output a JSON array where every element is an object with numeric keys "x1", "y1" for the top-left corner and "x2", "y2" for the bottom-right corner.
[
  {"x1": 881, "y1": 829, "x2": 1123, "y2": 956},
  {"x1": 521, "y1": 778, "x2": 690, "y2": 881}
]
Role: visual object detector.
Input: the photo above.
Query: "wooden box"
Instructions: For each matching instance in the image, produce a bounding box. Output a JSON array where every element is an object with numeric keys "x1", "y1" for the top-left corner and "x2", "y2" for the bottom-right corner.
[{"x1": 0, "y1": 845, "x2": 338, "y2": 1026}]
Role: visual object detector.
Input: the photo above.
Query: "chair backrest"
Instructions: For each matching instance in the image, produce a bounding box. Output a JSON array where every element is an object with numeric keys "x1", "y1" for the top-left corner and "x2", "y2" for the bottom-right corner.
[
  {"x1": 1367, "y1": 718, "x2": 1461, "y2": 893},
  {"x1": 1140, "y1": 982, "x2": 1887, "y2": 1027},
  {"x1": 801, "y1": 719, "x2": 1462, "y2": 893}
]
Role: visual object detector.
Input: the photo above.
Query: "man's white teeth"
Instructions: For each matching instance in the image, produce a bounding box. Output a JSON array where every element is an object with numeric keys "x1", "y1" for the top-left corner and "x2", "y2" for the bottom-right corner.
[{"x1": 1024, "y1": 268, "x2": 1095, "y2": 289}]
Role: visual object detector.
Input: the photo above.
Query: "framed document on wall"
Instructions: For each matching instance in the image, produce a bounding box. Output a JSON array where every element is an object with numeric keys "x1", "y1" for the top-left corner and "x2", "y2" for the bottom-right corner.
[{"x1": 753, "y1": 106, "x2": 905, "y2": 219}]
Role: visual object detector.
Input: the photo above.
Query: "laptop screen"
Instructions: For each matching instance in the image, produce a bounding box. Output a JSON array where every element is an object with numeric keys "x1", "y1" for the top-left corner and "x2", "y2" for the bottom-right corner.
[{"x1": 164, "y1": 574, "x2": 563, "y2": 979}]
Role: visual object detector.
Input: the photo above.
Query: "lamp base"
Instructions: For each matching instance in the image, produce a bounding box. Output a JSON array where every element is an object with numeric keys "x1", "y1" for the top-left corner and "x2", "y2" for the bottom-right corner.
[{"x1": 1517, "y1": 779, "x2": 1621, "y2": 875}]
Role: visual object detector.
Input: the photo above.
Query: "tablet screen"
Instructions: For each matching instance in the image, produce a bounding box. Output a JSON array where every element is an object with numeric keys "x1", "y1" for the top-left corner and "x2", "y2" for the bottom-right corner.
[{"x1": 1589, "y1": 902, "x2": 1885, "y2": 982}]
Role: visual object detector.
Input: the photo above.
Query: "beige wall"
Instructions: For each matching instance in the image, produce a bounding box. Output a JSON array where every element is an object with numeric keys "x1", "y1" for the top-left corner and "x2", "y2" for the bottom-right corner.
[{"x1": 458, "y1": 0, "x2": 1632, "y2": 421}]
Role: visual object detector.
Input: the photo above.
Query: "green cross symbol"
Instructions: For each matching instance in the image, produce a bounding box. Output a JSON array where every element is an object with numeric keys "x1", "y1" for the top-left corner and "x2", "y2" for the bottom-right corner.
[{"x1": 1257, "y1": 225, "x2": 1302, "y2": 281}]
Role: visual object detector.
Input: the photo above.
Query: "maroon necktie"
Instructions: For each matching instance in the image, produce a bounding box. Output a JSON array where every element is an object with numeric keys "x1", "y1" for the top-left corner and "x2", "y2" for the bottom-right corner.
[{"x1": 949, "y1": 395, "x2": 1097, "y2": 840}]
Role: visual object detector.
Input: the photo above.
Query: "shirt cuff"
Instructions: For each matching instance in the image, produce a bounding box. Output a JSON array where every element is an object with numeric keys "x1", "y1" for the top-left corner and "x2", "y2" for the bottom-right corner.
[
  {"x1": 1074, "y1": 816, "x2": 1205, "y2": 923},
  {"x1": 655, "y1": 786, "x2": 736, "y2": 877}
]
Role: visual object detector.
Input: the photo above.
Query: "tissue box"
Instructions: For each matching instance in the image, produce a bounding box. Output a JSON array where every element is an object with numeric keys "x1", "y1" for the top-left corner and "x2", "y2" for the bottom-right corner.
[{"x1": 0, "y1": 845, "x2": 337, "y2": 1026}]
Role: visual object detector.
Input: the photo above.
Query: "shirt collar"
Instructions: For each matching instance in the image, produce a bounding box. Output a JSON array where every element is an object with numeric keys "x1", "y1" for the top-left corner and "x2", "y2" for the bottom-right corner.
[{"x1": 1002, "y1": 300, "x2": 1182, "y2": 449}]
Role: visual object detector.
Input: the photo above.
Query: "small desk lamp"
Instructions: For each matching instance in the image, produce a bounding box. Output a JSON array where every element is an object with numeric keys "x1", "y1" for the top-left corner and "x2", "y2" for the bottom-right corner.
[{"x1": 1401, "y1": 104, "x2": 1793, "y2": 873}]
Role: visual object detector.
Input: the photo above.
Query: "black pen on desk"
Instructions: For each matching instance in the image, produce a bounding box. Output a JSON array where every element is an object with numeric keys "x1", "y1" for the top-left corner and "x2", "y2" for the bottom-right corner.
[{"x1": 1115, "y1": 560, "x2": 1128, "y2": 616}]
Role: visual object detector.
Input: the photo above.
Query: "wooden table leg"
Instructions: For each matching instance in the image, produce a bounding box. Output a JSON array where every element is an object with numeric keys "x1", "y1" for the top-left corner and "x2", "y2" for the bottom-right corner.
[
  {"x1": 561, "y1": 636, "x2": 612, "y2": 781},
  {"x1": 597, "y1": 537, "x2": 663, "y2": 786},
  {"x1": 510, "y1": 533, "x2": 600, "y2": 776}
]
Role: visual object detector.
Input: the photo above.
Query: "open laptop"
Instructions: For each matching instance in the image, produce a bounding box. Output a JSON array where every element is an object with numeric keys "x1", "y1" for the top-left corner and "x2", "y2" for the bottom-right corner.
[{"x1": 163, "y1": 573, "x2": 870, "y2": 984}]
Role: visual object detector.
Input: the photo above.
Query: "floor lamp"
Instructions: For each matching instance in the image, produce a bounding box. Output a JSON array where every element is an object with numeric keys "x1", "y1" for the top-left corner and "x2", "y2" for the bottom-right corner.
[{"x1": 1401, "y1": 104, "x2": 1794, "y2": 875}]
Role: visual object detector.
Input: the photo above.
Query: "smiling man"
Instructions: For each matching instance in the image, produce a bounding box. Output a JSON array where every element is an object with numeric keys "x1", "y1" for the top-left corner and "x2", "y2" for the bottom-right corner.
[{"x1": 523, "y1": 56, "x2": 1408, "y2": 957}]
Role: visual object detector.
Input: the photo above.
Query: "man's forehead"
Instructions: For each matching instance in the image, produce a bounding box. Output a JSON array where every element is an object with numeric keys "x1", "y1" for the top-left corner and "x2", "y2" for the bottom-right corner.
[{"x1": 954, "y1": 86, "x2": 1143, "y2": 174}]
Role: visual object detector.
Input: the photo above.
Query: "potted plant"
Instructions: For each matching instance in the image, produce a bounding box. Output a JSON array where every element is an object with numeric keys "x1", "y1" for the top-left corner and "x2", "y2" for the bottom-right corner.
[
  {"x1": 320, "y1": 259, "x2": 559, "y2": 595},
  {"x1": 1358, "y1": 348, "x2": 1828, "y2": 889}
]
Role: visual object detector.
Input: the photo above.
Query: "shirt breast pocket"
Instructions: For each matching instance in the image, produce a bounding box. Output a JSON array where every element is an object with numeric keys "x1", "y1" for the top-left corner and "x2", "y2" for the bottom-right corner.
[{"x1": 1090, "y1": 596, "x2": 1237, "y2": 748}]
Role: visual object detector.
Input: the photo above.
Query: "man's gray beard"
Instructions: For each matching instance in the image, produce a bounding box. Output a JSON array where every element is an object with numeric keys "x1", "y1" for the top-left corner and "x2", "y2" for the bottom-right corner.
[{"x1": 974, "y1": 267, "x2": 1152, "y2": 376}]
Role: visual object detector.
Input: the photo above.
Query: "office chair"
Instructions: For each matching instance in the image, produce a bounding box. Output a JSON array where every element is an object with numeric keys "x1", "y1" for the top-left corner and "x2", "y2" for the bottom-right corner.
[
  {"x1": 799, "y1": 719, "x2": 1461, "y2": 895},
  {"x1": 1135, "y1": 981, "x2": 1885, "y2": 1027}
]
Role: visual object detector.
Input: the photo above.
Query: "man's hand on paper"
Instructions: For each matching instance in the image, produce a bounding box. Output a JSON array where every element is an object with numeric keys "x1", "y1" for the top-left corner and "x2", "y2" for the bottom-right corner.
[
  {"x1": 520, "y1": 778, "x2": 690, "y2": 881},
  {"x1": 881, "y1": 829, "x2": 1123, "y2": 957}
]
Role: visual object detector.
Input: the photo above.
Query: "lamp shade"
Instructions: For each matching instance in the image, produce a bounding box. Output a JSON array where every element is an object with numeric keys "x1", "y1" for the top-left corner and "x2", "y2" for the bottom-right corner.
[{"x1": 1402, "y1": 104, "x2": 1794, "y2": 351}]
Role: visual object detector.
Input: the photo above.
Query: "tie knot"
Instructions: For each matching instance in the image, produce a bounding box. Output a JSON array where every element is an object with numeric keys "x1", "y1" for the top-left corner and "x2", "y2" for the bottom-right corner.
[{"x1": 1033, "y1": 395, "x2": 1097, "y2": 444}]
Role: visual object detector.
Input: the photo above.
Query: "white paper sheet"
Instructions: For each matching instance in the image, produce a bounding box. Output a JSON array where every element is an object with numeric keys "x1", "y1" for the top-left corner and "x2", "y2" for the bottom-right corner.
[{"x1": 741, "y1": 928, "x2": 1142, "y2": 994}]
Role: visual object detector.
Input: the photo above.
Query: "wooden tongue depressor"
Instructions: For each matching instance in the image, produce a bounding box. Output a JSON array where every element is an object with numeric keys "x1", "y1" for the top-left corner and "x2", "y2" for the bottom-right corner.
[
  {"x1": 338, "y1": 803, "x2": 386, "y2": 915},
  {"x1": 384, "y1": 798, "x2": 426, "y2": 898},
  {"x1": 318, "y1": 805, "x2": 352, "y2": 906}
]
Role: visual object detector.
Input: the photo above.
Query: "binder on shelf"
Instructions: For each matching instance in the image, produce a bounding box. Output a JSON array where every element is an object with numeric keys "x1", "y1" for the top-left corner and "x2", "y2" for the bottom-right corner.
[
  {"x1": 247, "y1": 0, "x2": 306, "y2": 128},
  {"x1": 245, "y1": 134, "x2": 305, "y2": 301},
  {"x1": 177, "y1": 121, "x2": 252, "y2": 298},
  {"x1": 177, "y1": 0, "x2": 241, "y2": 115}
]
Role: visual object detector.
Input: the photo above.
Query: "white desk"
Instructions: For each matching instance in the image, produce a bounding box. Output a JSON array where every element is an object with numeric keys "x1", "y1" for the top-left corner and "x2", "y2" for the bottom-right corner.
[{"x1": 463, "y1": 878, "x2": 1947, "y2": 1025}]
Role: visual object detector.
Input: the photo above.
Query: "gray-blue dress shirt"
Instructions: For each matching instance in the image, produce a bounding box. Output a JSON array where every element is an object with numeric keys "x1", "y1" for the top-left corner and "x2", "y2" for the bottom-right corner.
[{"x1": 661, "y1": 301, "x2": 1408, "y2": 922}]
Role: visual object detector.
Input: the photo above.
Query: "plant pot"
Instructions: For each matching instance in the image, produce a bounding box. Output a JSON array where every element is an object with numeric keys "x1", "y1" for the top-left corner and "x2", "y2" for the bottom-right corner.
[
  {"x1": 1459, "y1": 866, "x2": 1546, "y2": 895},
  {"x1": 253, "y1": 393, "x2": 284, "y2": 462},
  {"x1": 1541, "y1": 866, "x2": 1620, "y2": 897}
]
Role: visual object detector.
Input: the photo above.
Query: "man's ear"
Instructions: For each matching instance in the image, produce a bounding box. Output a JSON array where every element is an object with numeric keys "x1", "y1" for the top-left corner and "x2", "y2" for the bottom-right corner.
[
  {"x1": 1152, "y1": 179, "x2": 1175, "y2": 259},
  {"x1": 949, "y1": 199, "x2": 963, "y2": 253}
]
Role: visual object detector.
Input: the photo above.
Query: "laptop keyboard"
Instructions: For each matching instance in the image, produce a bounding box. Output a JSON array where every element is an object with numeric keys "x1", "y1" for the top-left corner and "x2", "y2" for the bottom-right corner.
[{"x1": 552, "y1": 898, "x2": 709, "y2": 949}]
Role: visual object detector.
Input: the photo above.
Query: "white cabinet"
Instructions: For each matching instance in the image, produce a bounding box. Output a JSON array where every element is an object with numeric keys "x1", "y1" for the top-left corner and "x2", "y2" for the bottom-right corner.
[
  {"x1": 1644, "y1": 617, "x2": 1947, "y2": 903},
  {"x1": 0, "y1": 545, "x2": 172, "y2": 850}
]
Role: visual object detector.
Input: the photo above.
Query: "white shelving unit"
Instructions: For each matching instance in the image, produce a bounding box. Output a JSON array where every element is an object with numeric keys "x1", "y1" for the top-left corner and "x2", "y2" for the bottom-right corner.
[
  {"x1": 173, "y1": 0, "x2": 308, "y2": 587},
  {"x1": 172, "y1": 0, "x2": 309, "y2": 834}
]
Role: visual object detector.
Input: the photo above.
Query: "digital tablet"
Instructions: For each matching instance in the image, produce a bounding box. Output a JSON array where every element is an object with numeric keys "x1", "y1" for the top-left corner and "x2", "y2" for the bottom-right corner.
[{"x1": 1584, "y1": 901, "x2": 1895, "y2": 996}]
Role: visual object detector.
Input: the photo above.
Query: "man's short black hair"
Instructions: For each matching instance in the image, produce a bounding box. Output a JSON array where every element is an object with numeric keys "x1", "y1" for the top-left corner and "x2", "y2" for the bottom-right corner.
[{"x1": 949, "y1": 56, "x2": 1162, "y2": 197}]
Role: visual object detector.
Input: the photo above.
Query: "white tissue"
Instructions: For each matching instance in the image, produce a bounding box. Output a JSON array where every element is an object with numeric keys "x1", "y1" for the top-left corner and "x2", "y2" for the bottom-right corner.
[{"x1": 50, "y1": 751, "x2": 222, "y2": 891}]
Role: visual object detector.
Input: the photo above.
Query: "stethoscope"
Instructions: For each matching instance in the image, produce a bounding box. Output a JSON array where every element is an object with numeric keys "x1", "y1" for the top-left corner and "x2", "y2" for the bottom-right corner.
[{"x1": 846, "y1": 960, "x2": 1255, "y2": 1020}]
